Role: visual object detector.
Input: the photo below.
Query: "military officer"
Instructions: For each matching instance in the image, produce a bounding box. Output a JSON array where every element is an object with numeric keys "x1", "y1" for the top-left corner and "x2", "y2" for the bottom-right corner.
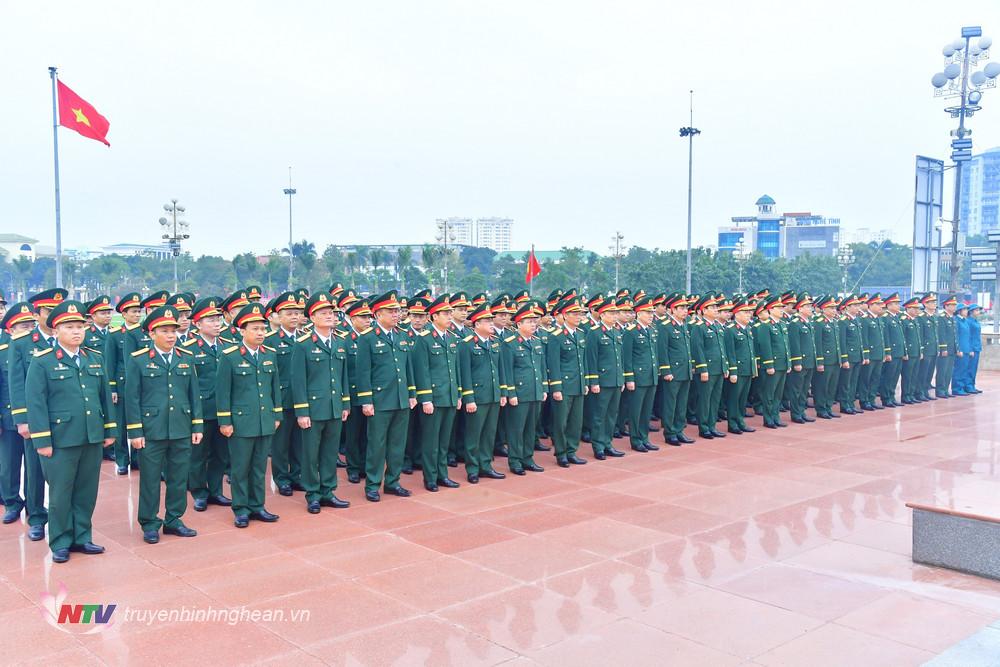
[
  {"x1": 221, "y1": 291, "x2": 250, "y2": 340},
  {"x1": 291, "y1": 293, "x2": 351, "y2": 513},
  {"x1": 9, "y1": 288, "x2": 69, "y2": 541},
  {"x1": 812, "y1": 296, "x2": 842, "y2": 419},
  {"x1": 448, "y1": 292, "x2": 472, "y2": 466},
  {"x1": 355, "y1": 291, "x2": 417, "y2": 502},
  {"x1": 246, "y1": 285, "x2": 264, "y2": 303},
  {"x1": 412, "y1": 294, "x2": 463, "y2": 491},
  {"x1": 402, "y1": 296, "x2": 429, "y2": 475},
  {"x1": 545, "y1": 297, "x2": 588, "y2": 467},
  {"x1": 125, "y1": 305, "x2": 202, "y2": 543},
  {"x1": 657, "y1": 293, "x2": 694, "y2": 445},
  {"x1": 341, "y1": 296, "x2": 372, "y2": 485},
  {"x1": 584, "y1": 298, "x2": 627, "y2": 458},
  {"x1": 25, "y1": 300, "x2": 116, "y2": 562},
  {"x1": 501, "y1": 303, "x2": 549, "y2": 473},
  {"x1": 83, "y1": 296, "x2": 113, "y2": 351},
  {"x1": 267, "y1": 292, "x2": 306, "y2": 496},
  {"x1": 751, "y1": 297, "x2": 780, "y2": 429},
  {"x1": 917, "y1": 294, "x2": 939, "y2": 401},
  {"x1": 122, "y1": 290, "x2": 167, "y2": 359},
  {"x1": 0, "y1": 304, "x2": 36, "y2": 523},
  {"x1": 879, "y1": 293, "x2": 905, "y2": 407},
  {"x1": 724, "y1": 298, "x2": 757, "y2": 434},
  {"x1": 935, "y1": 295, "x2": 958, "y2": 398},
  {"x1": 859, "y1": 294, "x2": 889, "y2": 411},
  {"x1": 835, "y1": 295, "x2": 867, "y2": 415},
  {"x1": 900, "y1": 297, "x2": 924, "y2": 404},
  {"x1": 690, "y1": 295, "x2": 728, "y2": 439},
  {"x1": 787, "y1": 294, "x2": 817, "y2": 424},
  {"x1": 183, "y1": 297, "x2": 233, "y2": 512},
  {"x1": 105, "y1": 292, "x2": 143, "y2": 473},
  {"x1": 216, "y1": 303, "x2": 282, "y2": 527},
  {"x1": 458, "y1": 304, "x2": 508, "y2": 482},
  {"x1": 622, "y1": 296, "x2": 659, "y2": 452},
  {"x1": 166, "y1": 293, "x2": 194, "y2": 343}
]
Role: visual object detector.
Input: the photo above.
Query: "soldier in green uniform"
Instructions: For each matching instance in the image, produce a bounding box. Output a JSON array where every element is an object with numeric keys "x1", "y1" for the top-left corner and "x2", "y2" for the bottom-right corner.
[
  {"x1": 266, "y1": 292, "x2": 306, "y2": 496},
  {"x1": 879, "y1": 293, "x2": 905, "y2": 407},
  {"x1": 9, "y1": 288, "x2": 69, "y2": 541},
  {"x1": 787, "y1": 295, "x2": 817, "y2": 424},
  {"x1": 291, "y1": 293, "x2": 351, "y2": 513},
  {"x1": 545, "y1": 297, "x2": 589, "y2": 467},
  {"x1": 858, "y1": 294, "x2": 889, "y2": 411},
  {"x1": 125, "y1": 306, "x2": 202, "y2": 543},
  {"x1": 341, "y1": 296, "x2": 372, "y2": 485},
  {"x1": 246, "y1": 285, "x2": 263, "y2": 303},
  {"x1": 402, "y1": 296, "x2": 429, "y2": 475},
  {"x1": 25, "y1": 300, "x2": 116, "y2": 562},
  {"x1": 501, "y1": 303, "x2": 549, "y2": 473},
  {"x1": 751, "y1": 298, "x2": 779, "y2": 429},
  {"x1": 492, "y1": 296, "x2": 515, "y2": 459},
  {"x1": 690, "y1": 295, "x2": 729, "y2": 439},
  {"x1": 105, "y1": 292, "x2": 142, "y2": 473},
  {"x1": 657, "y1": 293, "x2": 694, "y2": 445},
  {"x1": 584, "y1": 299, "x2": 626, "y2": 458},
  {"x1": 917, "y1": 294, "x2": 939, "y2": 401},
  {"x1": 458, "y1": 303, "x2": 508, "y2": 481},
  {"x1": 448, "y1": 292, "x2": 472, "y2": 466},
  {"x1": 812, "y1": 296, "x2": 841, "y2": 419},
  {"x1": 183, "y1": 297, "x2": 233, "y2": 512},
  {"x1": 166, "y1": 294, "x2": 194, "y2": 344},
  {"x1": 724, "y1": 298, "x2": 757, "y2": 434},
  {"x1": 580, "y1": 294, "x2": 604, "y2": 445},
  {"x1": 900, "y1": 297, "x2": 924, "y2": 404},
  {"x1": 82, "y1": 296, "x2": 114, "y2": 460},
  {"x1": 220, "y1": 291, "x2": 250, "y2": 341},
  {"x1": 935, "y1": 295, "x2": 958, "y2": 398},
  {"x1": 355, "y1": 291, "x2": 417, "y2": 502},
  {"x1": 412, "y1": 294, "x2": 463, "y2": 491},
  {"x1": 835, "y1": 295, "x2": 867, "y2": 414},
  {"x1": 622, "y1": 296, "x2": 659, "y2": 452},
  {"x1": 0, "y1": 304, "x2": 36, "y2": 524},
  {"x1": 766, "y1": 297, "x2": 791, "y2": 426},
  {"x1": 216, "y1": 303, "x2": 283, "y2": 527}
]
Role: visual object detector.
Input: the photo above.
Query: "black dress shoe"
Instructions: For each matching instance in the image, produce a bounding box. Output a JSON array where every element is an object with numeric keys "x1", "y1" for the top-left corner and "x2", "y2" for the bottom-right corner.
[
  {"x1": 613, "y1": 430, "x2": 623, "y2": 439},
  {"x1": 234, "y1": 515, "x2": 250, "y2": 528},
  {"x1": 28, "y1": 525, "x2": 44, "y2": 541},
  {"x1": 291, "y1": 482, "x2": 307, "y2": 492},
  {"x1": 567, "y1": 455, "x2": 587, "y2": 465},
  {"x1": 792, "y1": 417, "x2": 806, "y2": 424},
  {"x1": 764, "y1": 423, "x2": 778, "y2": 429},
  {"x1": 593, "y1": 450, "x2": 606, "y2": 460},
  {"x1": 2, "y1": 508, "x2": 20, "y2": 524},
  {"x1": 524, "y1": 463, "x2": 545, "y2": 472},
  {"x1": 250, "y1": 510, "x2": 280, "y2": 522},
  {"x1": 116, "y1": 466, "x2": 128, "y2": 475},
  {"x1": 510, "y1": 468, "x2": 526, "y2": 476},
  {"x1": 424, "y1": 483, "x2": 439, "y2": 492},
  {"x1": 729, "y1": 427, "x2": 744, "y2": 434},
  {"x1": 817, "y1": 412, "x2": 832, "y2": 419},
  {"x1": 401, "y1": 465, "x2": 413, "y2": 475},
  {"x1": 447, "y1": 457, "x2": 458, "y2": 468},
  {"x1": 193, "y1": 498, "x2": 208, "y2": 512},
  {"x1": 606, "y1": 448, "x2": 625, "y2": 457},
  {"x1": 164, "y1": 525, "x2": 197, "y2": 537},
  {"x1": 678, "y1": 434, "x2": 695, "y2": 444},
  {"x1": 278, "y1": 485, "x2": 293, "y2": 497},
  {"x1": 644, "y1": 442, "x2": 660, "y2": 451},
  {"x1": 802, "y1": 416, "x2": 815, "y2": 422},
  {"x1": 348, "y1": 472, "x2": 361, "y2": 484},
  {"x1": 337, "y1": 457, "x2": 347, "y2": 468},
  {"x1": 438, "y1": 478, "x2": 460, "y2": 488},
  {"x1": 143, "y1": 530, "x2": 160, "y2": 544},
  {"x1": 699, "y1": 431, "x2": 715, "y2": 440},
  {"x1": 365, "y1": 490, "x2": 381, "y2": 502},
  {"x1": 494, "y1": 444, "x2": 510, "y2": 456},
  {"x1": 69, "y1": 542, "x2": 105, "y2": 554},
  {"x1": 648, "y1": 424, "x2": 660, "y2": 432},
  {"x1": 557, "y1": 457, "x2": 569, "y2": 468},
  {"x1": 631, "y1": 444, "x2": 649, "y2": 452},
  {"x1": 534, "y1": 442, "x2": 551, "y2": 452},
  {"x1": 384, "y1": 486, "x2": 411, "y2": 497},
  {"x1": 830, "y1": 412, "x2": 841, "y2": 418},
  {"x1": 580, "y1": 434, "x2": 592, "y2": 443},
  {"x1": 482, "y1": 469, "x2": 506, "y2": 479},
  {"x1": 666, "y1": 436, "x2": 681, "y2": 446},
  {"x1": 208, "y1": 494, "x2": 232, "y2": 506},
  {"x1": 321, "y1": 495, "x2": 350, "y2": 508},
  {"x1": 873, "y1": 403, "x2": 884, "y2": 410},
  {"x1": 468, "y1": 474, "x2": 479, "y2": 484},
  {"x1": 307, "y1": 500, "x2": 321, "y2": 513},
  {"x1": 52, "y1": 549, "x2": 70, "y2": 563},
  {"x1": 710, "y1": 430, "x2": 727, "y2": 438},
  {"x1": 774, "y1": 422, "x2": 786, "y2": 428}
]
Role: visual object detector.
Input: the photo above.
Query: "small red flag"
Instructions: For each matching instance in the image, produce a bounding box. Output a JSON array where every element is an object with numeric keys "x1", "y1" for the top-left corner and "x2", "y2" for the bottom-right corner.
[
  {"x1": 57, "y1": 80, "x2": 110, "y2": 146},
  {"x1": 525, "y1": 248, "x2": 542, "y2": 284}
]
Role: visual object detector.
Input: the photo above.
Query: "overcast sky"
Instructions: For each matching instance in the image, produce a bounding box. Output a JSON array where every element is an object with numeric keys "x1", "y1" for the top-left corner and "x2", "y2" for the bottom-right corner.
[{"x1": 2, "y1": 1, "x2": 998, "y2": 258}]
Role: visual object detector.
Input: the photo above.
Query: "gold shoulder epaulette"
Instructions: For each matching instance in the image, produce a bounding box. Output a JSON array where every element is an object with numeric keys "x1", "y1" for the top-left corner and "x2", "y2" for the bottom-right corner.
[
  {"x1": 176, "y1": 346, "x2": 193, "y2": 355},
  {"x1": 359, "y1": 327, "x2": 373, "y2": 335},
  {"x1": 550, "y1": 328, "x2": 562, "y2": 336},
  {"x1": 264, "y1": 329, "x2": 278, "y2": 337},
  {"x1": 182, "y1": 338, "x2": 198, "y2": 347},
  {"x1": 463, "y1": 334, "x2": 474, "y2": 342},
  {"x1": 297, "y1": 333, "x2": 312, "y2": 343},
  {"x1": 335, "y1": 330, "x2": 348, "y2": 339},
  {"x1": 504, "y1": 334, "x2": 517, "y2": 343},
  {"x1": 131, "y1": 347, "x2": 150, "y2": 357},
  {"x1": 223, "y1": 345, "x2": 240, "y2": 354},
  {"x1": 417, "y1": 329, "x2": 430, "y2": 336},
  {"x1": 109, "y1": 326, "x2": 122, "y2": 333},
  {"x1": 11, "y1": 330, "x2": 31, "y2": 341},
  {"x1": 84, "y1": 346, "x2": 103, "y2": 355},
  {"x1": 261, "y1": 344, "x2": 275, "y2": 353},
  {"x1": 0, "y1": 343, "x2": 7, "y2": 351},
  {"x1": 626, "y1": 324, "x2": 636, "y2": 331},
  {"x1": 33, "y1": 347, "x2": 53, "y2": 357}
]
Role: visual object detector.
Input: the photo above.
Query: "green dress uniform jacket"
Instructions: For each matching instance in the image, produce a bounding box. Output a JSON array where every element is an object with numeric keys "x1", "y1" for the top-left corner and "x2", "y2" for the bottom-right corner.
[
  {"x1": 622, "y1": 322, "x2": 658, "y2": 448},
  {"x1": 544, "y1": 325, "x2": 587, "y2": 459},
  {"x1": 583, "y1": 323, "x2": 623, "y2": 454},
  {"x1": 458, "y1": 332, "x2": 506, "y2": 475},
  {"x1": 342, "y1": 325, "x2": 370, "y2": 480},
  {"x1": 811, "y1": 315, "x2": 841, "y2": 416},
  {"x1": 83, "y1": 325, "x2": 109, "y2": 357},
  {"x1": 501, "y1": 332, "x2": 549, "y2": 470},
  {"x1": 267, "y1": 328, "x2": 302, "y2": 489},
  {"x1": 412, "y1": 326, "x2": 462, "y2": 485},
  {"x1": 182, "y1": 334, "x2": 231, "y2": 502},
  {"x1": 724, "y1": 322, "x2": 756, "y2": 431},
  {"x1": 656, "y1": 315, "x2": 693, "y2": 439}
]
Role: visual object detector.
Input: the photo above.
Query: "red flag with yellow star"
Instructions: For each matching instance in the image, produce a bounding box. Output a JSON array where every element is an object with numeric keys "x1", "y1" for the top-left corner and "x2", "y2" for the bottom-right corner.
[{"x1": 57, "y1": 80, "x2": 110, "y2": 146}]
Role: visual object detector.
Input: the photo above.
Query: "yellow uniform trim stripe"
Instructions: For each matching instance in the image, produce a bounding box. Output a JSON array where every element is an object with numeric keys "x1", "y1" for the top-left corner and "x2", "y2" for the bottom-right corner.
[
  {"x1": 32, "y1": 431, "x2": 51, "y2": 438},
  {"x1": 356, "y1": 391, "x2": 372, "y2": 397},
  {"x1": 104, "y1": 422, "x2": 117, "y2": 428},
  {"x1": 293, "y1": 403, "x2": 309, "y2": 409},
  {"x1": 217, "y1": 411, "x2": 232, "y2": 417},
  {"x1": 11, "y1": 408, "x2": 26, "y2": 415},
  {"x1": 126, "y1": 423, "x2": 143, "y2": 429},
  {"x1": 415, "y1": 390, "x2": 432, "y2": 396},
  {"x1": 191, "y1": 419, "x2": 204, "y2": 425}
]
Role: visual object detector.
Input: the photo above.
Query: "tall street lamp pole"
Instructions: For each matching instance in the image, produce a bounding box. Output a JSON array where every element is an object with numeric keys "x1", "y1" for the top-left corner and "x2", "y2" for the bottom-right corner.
[
  {"x1": 159, "y1": 199, "x2": 189, "y2": 293},
  {"x1": 284, "y1": 167, "x2": 297, "y2": 290},
  {"x1": 679, "y1": 90, "x2": 701, "y2": 294}
]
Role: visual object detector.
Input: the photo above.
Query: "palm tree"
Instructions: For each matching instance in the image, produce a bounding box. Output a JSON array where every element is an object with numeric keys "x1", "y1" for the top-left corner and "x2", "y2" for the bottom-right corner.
[
  {"x1": 12, "y1": 257, "x2": 32, "y2": 296},
  {"x1": 395, "y1": 246, "x2": 413, "y2": 291}
]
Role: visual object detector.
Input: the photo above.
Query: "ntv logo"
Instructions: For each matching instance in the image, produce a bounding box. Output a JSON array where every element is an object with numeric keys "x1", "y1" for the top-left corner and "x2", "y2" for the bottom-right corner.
[{"x1": 40, "y1": 583, "x2": 116, "y2": 635}]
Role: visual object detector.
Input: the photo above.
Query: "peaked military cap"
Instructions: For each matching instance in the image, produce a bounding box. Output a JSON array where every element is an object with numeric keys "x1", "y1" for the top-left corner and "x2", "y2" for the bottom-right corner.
[
  {"x1": 30, "y1": 288, "x2": 68, "y2": 311},
  {"x1": 47, "y1": 300, "x2": 87, "y2": 328}
]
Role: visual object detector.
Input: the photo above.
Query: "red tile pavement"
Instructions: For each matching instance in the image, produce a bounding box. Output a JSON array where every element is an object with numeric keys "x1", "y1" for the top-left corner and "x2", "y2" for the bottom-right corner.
[{"x1": 3, "y1": 374, "x2": 1000, "y2": 664}]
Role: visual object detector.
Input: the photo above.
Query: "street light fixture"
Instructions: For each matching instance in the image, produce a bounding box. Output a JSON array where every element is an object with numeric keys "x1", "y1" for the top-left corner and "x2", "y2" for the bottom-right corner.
[
  {"x1": 930, "y1": 26, "x2": 997, "y2": 292},
  {"x1": 679, "y1": 90, "x2": 701, "y2": 294},
  {"x1": 609, "y1": 232, "x2": 626, "y2": 293},
  {"x1": 283, "y1": 167, "x2": 297, "y2": 290},
  {"x1": 734, "y1": 238, "x2": 748, "y2": 294},
  {"x1": 837, "y1": 246, "x2": 855, "y2": 296},
  {"x1": 435, "y1": 219, "x2": 457, "y2": 292},
  {"x1": 159, "y1": 199, "x2": 189, "y2": 293}
]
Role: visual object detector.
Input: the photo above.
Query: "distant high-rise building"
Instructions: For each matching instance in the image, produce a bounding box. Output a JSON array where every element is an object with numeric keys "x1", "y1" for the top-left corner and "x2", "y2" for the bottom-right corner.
[
  {"x1": 960, "y1": 147, "x2": 1000, "y2": 236},
  {"x1": 718, "y1": 195, "x2": 840, "y2": 260},
  {"x1": 434, "y1": 217, "x2": 513, "y2": 253}
]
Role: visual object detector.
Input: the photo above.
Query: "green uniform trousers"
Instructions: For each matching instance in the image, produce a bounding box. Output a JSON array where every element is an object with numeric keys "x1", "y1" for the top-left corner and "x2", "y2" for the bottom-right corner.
[
  {"x1": 464, "y1": 402, "x2": 500, "y2": 476},
  {"x1": 861, "y1": 360, "x2": 883, "y2": 405},
  {"x1": 757, "y1": 372, "x2": 779, "y2": 425},
  {"x1": 880, "y1": 358, "x2": 902, "y2": 403},
  {"x1": 551, "y1": 394, "x2": 584, "y2": 458},
  {"x1": 188, "y1": 421, "x2": 229, "y2": 501},
  {"x1": 935, "y1": 355, "x2": 955, "y2": 396},
  {"x1": 420, "y1": 407, "x2": 457, "y2": 486},
  {"x1": 696, "y1": 375, "x2": 723, "y2": 434},
  {"x1": 726, "y1": 376, "x2": 751, "y2": 431},
  {"x1": 138, "y1": 437, "x2": 192, "y2": 532},
  {"x1": 919, "y1": 356, "x2": 937, "y2": 398},
  {"x1": 0, "y1": 430, "x2": 24, "y2": 509},
  {"x1": 365, "y1": 408, "x2": 409, "y2": 493},
  {"x1": 627, "y1": 385, "x2": 655, "y2": 447},
  {"x1": 404, "y1": 406, "x2": 421, "y2": 469},
  {"x1": 344, "y1": 406, "x2": 368, "y2": 478},
  {"x1": 24, "y1": 438, "x2": 48, "y2": 527},
  {"x1": 590, "y1": 388, "x2": 620, "y2": 455},
  {"x1": 301, "y1": 417, "x2": 343, "y2": 502},
  {"x1": 38, "y1": 443, "x2": 101, "y2": 552},
  {"x1": 506, "y1": 400, "x2": 540, "y2": 471},
  {"x1": 270, "y1": 408, "x2": 302, "y2": 488},
  {"x1": 787, "y1": 369, "x2": 813, "y2": 421},
  {"x1": 836, "y1": 364, "x2": 860, "y2": 410},
  {"x1": 901, "y1": 358, "x2": 921, "y2": 402},
  {"x1": 229, "y1": 435, "x2": 270, "y2": 516},
  {"x1": 113, "y1": 400, "x2": 139, "y2": 468},
  {"x1": 659, "y1": 379, "x2": 690, "y2": 438}
]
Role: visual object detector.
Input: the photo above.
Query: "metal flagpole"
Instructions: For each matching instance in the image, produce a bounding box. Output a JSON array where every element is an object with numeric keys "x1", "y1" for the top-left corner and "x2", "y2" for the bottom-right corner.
[
  {"x1": 49, "y1": 66, "x2": 64, "y2": 288},
  {"x1": 528, "y1": 244, "x2": 534, "y2": 297}
]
